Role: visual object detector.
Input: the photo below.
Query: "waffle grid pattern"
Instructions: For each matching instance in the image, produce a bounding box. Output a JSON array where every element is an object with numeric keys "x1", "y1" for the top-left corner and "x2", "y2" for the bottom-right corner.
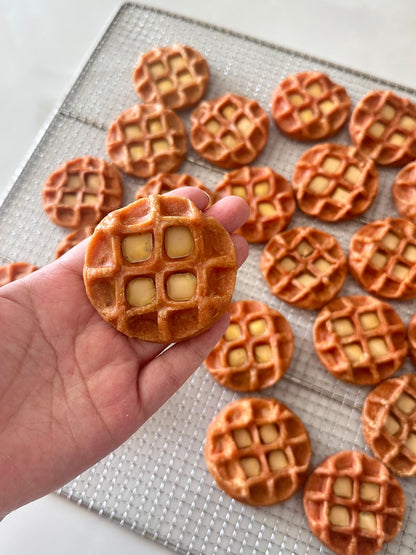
[
  {"x1": 190, "y1": 93, "x2": 269, "y2": 169},
  {"x1": 204, "y1": 397, "x2": 311, "y2": 506},
  {"x1": 349, "y1": 90, "x2": 416, "y2": 166},
  {"x1": 313, "y1": 295, "x2": 408, "y2": 385},
  {"x1": 133, "y1": 44, "x2": 209, "y2": 110},
  {"x1": 205, "y1": 300, "x2": 294, "y2": 391},
  {"x1": 292, "y1": 143, "x2": 378, "y2": 222},
  {"x1": 106, "y1": 103, "x2": 187, "y2": 177},
  {"x1": 362, "y1": 374, "x2": 416, "y2": 476},
  {"x1": 260, "y1": 226, "x2": 347, "y2": 309},
  {"x1": 303, "y1": 451, "x2": 406, "y2": 555},
  {"x1": 84, "y1": 194, "x2": 236, "y2": 342},
  {"x1": 214, "y1": 166, "x2": 295, "y2": 242},
  {"x1": 1, "y1": 3, "x2": 416, "y2": 553},
  {"x1": 271, "y1": 71, "x2": 351, "y2": 141},
  {"x1": 349, "y1": 217, "x2": 416, "y2": 299},
  {"x1": 42, "y1": 156, "x2": 123, "y2": 229},
  {"x1": 392, "y1": 160, "x2": 416, "y2": 222}
]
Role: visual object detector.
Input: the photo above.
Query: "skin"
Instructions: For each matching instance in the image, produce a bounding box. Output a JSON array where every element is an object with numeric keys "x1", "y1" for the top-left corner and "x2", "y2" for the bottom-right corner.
[{"x1": 0, "y1": 189, "x2": 249, "y2": 519}]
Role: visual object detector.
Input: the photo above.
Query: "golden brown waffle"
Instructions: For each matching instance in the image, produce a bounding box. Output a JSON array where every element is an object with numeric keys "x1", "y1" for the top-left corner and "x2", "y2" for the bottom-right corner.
[
  {"x1": 214, "y1": 166, "x2": 295, "y2": 243},
  {"x1": 260, "y1": 226, "x2": 347, "y2": 309},
  {"x1": 271, "y1": 71, "x2": 351, "y2": 141},
  {"x1": 204, "y1": 300, "x2": 294, "y2": 391},
  {"x1": 190, "y1": 92, "x2": 269, "y2": 169},
  {"x1": 0, "y1": 262, "x2": 38, "y2": 286},
  {"x1": 292, "y1": 143, "x2": 378, "y2": 222},
  {"x1": 392, "y1": 160, "x2": 416, "y2": 222},
  {"x1": 349, "y1": 217, "x2": 416, "y2": 300},
  {"x1": 106, "y1": 103, "x2": 187, "y2": 178},
  {"x1": 55, "y1": 226, "x2": 95, "y2": 259},
  {"x1": 362, "y1": 374, "x2": 416, "y2": 477},
  {"x1": 134, "y1": 172, "x2": 216, "y2": 206},
  {"x1": 313, "y1": 295, "x2": 407, "y2": 385},
  {"x1": 42, "y1": 156, "x2": 123, "y2": 229},
  {"x1": 133, "y1": 44, "x2": 209, "y2": 110},
  {"x1": 349, "y1": 90, "x2": 416, "y2": 166},
  {"x1": 204, "y1": 397, "x2": 311, "y2": 506},
  {"x1": 303, "y1": 450, "x2": 405, "y2": 555},
  {"x1": 407, "y1": 311, "x2": 416, "y2": 365},
  {"x1": 83, "y1": 194, "x2": 237, "y2": 343}
]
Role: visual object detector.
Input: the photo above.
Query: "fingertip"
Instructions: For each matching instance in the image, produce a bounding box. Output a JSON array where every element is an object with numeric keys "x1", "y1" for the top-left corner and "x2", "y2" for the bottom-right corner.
[
  {"x1": 164, "y1": 186, "x2": 210, "y2": 211},
  {"x1": 232, "y1": 233, "x2": 250, "y2": 268}
]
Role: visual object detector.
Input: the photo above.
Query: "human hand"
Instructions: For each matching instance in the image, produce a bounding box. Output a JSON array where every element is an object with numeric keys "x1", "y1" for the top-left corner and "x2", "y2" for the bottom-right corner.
[{"x1": 0, "y1": 188, "x2": 249, "y2": 519}]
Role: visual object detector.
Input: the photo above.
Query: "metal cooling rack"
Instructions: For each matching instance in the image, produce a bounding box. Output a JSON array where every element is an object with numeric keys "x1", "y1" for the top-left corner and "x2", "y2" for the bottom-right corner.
[{"x1": 1, "y1": 3, "x2": 416, "y2": 553}]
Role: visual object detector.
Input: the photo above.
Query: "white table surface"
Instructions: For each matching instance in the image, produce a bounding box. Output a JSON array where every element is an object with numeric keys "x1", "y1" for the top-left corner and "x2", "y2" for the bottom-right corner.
[{"x1": 1, "y1": 0, "x2": 416, "y2": 553}]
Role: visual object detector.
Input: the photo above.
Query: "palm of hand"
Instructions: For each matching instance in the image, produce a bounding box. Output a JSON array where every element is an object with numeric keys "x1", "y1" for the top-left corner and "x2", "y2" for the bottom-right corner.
[{"x1": 0, "y1": 191, "x2": 249, "y2": 518}]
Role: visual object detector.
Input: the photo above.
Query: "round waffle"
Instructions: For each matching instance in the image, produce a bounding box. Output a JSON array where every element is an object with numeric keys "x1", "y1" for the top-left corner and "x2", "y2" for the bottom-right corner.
[
  {"x1": 133, "y1": 44, "x2": 209, "y2": 110},
  {"x1": 55, "y1": 226, "x2": 95, "y2": 259},
  {"x1": 392, "y1": 160, "x2": 416, "y2": 223},
  {"x1": 42, "y1": 156, "x2": 123, "y2": 229},
  {"x1": 270, "y1": 71, "x2": 351, "y2": 141},
  {"x1": 303, "y1": 450, "x2": 405, "y2": 555},
  {"x1": 134, "y1": 172, "x2": 216, "y2": 206},
  {"x1": 204, "y1": 300, "x2": 294, "y2": 391},
  {"x1": 106, "y1": 103, "x2": 187, "y2": 178},
  {"x1": 292, "y1": 143, "x2": 378, "y2": 222},
  {"x1": 0, "y1": 262, "x2": 38, "y2": 286},
  {"x1": 313, "y1": 295, "x2": 407, "y2": 385},
  {"x1": 214, "y1": 166, "x2": 295, "y2": 243},
  {"x1": 407, "y1": 311, "x2": 416, "y2": 366},
  {"x1": 349, "y1": 90, "x2": 416, "y2": 166},
  {"x1": 204, "y1": 397, "x2": 311, "y2": 506},
  {"x1": 83, "y1": 194, "x2": 237, "y2": 343},
  {"x1": 349, "y1": 217, "x2": 416, "y2": 300},
  {"x1": 260, "y1": 226, "x2": 347, "y2": 309},
  {"x1": 362, "y1": 374, "x2": 416, "y2": 477},
  {"x1": 190, "y1": 92, "x2": 269, "y2": 169}
]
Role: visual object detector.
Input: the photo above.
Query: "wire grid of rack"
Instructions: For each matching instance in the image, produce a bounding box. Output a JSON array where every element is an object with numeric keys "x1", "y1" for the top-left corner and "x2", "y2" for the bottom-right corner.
[{"x1": 1, "y1": 3, "x2": 416, "y2": 553}]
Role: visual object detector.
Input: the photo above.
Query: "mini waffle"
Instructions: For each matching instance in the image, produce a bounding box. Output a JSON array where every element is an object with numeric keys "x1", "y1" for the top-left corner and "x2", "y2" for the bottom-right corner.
[
  {"x1": 407, "y1": 311, "x2": 416, "y2": 366},
  {"x1": 133, "y1": 44, "x2": 209, "y2": 110},
  {"x1": 349, "y1": 90, "x2": 416, "y2": 166},
  {"x1": 0, "y1": 262, "x2": 38, "y2": 286},
  {"x1": 303, "y1": 450, "x2": 405, "y2": 555},
  {"x1": 190, "y1": 92, "x2": 269, "y2": 169},
  {"x1": 270, "y1": 71, "x2": 351, "y2": 141},
  {"x1": 42, "y1": 156, "x2": 123, "y2": 229},
  {"x1": 83, "y1": 194, "x2": 237, "y2": 343},
  {"x1": 55, "y1": 226, "x2": 95, "y2": 259},
  {"x1": 106, "y1": 103, "x2": 187, "y2": 178},
  {"x1": 134, "y1": 172, "x2": 215, "y2": 206},
  {"x1": 204, "y1": 397, "x2": 311, "y2": 506},
  {"x1": 260, "y1": 226, "x2": 347, "y2": 309},
  {"x1": 362, "y1": 374, "x2": 416, "y2": 477},
  {"x1": 392, "y1": 160, "x2": 416, "y2": 222},
  {"x1": 204, "y1": 300, "x2": 294, "y2": 391},
  {"x1": 313, "y1": 295, "x2": 407, "y2": 385},
  {"x1": 349, "y1": 217, "x2": 416, "y2": 299},
  {"x1": 214, "y1": 166, "x2": 295, "y2": 243},
  {"x1": 292, "y1": 143, "x2": 378, "y2": 222}
]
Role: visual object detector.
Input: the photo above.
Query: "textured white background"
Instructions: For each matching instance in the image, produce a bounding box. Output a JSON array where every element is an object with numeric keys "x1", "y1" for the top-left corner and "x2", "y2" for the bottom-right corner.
[{"x1": 1, "y1": 1, "x2": 416, "y2": 553}]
